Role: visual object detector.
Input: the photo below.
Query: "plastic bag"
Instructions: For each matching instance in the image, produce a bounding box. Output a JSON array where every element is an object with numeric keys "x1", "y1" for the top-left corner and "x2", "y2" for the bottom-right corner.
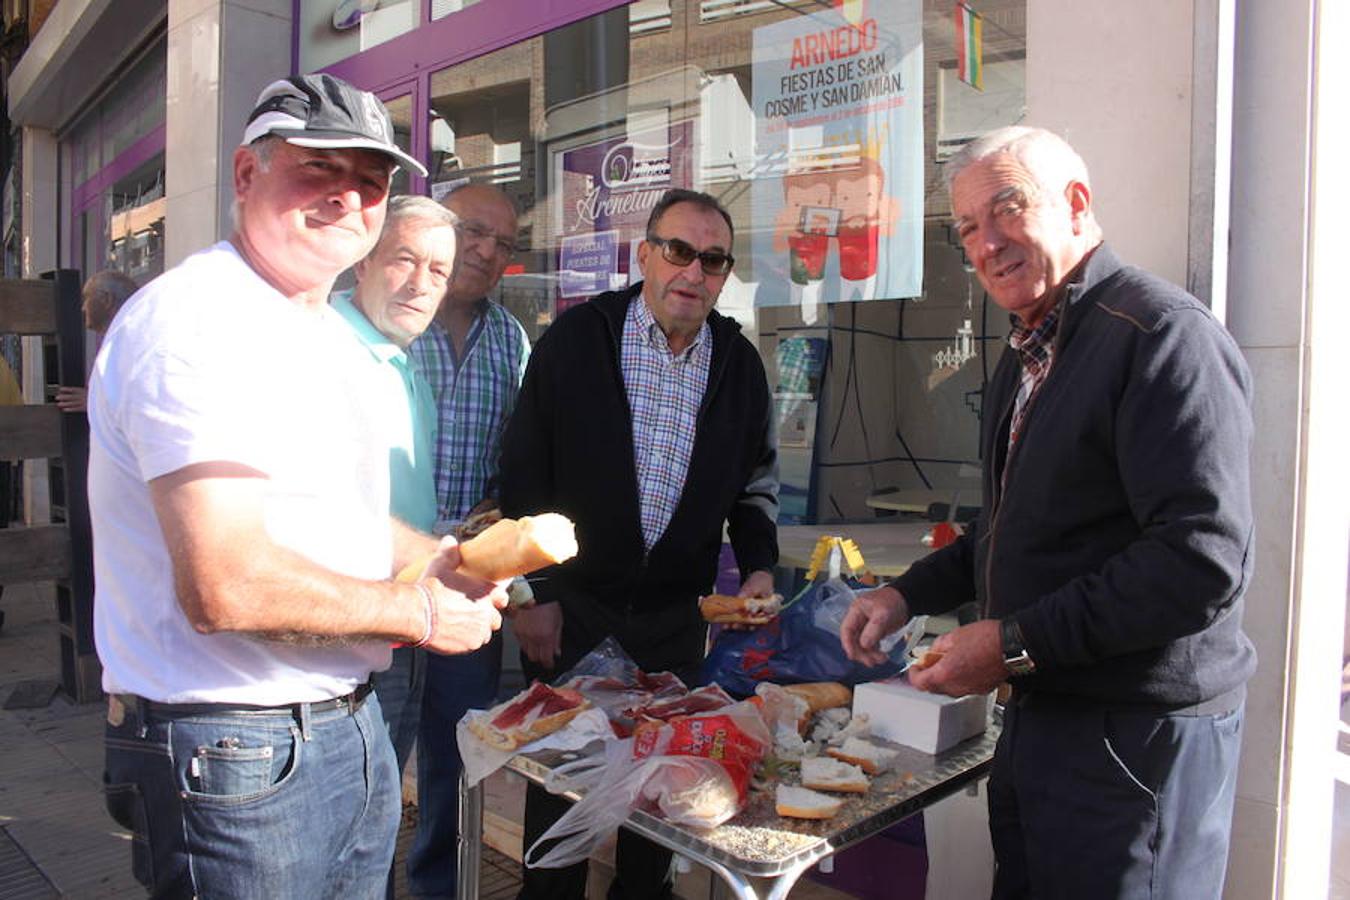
[
  {"x1": 702, "y1": 575, "x2": 922, "y2": 697},
  {"x1": 525, "y1": 700, "x2": 770, "y2": 869}
]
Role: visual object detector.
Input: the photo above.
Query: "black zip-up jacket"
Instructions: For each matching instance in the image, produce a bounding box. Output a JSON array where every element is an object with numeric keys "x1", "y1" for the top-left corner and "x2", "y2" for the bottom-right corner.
[
  {"x1": 499, "y1": 284, "x2": 778, "y2": 669},
  {"x1": 893, "y1": 244, "x2": 1256, "y2": 710}
]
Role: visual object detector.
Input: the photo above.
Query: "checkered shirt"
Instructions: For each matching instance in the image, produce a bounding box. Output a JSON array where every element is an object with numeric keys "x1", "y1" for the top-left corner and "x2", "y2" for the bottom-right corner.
[
  {"x1": 409, "y1": 302, "x2": 530, "y2": 531},
  {"x1": 1006, "y1": 305, "x2": 1062, "y2": 451},
  {"x1": 622, "y1": 298, "x2": 712, "y2": 551}
]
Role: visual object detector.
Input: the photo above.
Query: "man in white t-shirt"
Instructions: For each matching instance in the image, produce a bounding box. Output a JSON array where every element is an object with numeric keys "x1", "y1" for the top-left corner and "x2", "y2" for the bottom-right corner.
[{"x1": 89, "y1": 74, "x2": 508, "y2": 899}]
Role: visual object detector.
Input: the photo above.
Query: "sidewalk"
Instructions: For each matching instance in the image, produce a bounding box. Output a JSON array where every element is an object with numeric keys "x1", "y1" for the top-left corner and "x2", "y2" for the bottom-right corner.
[{"x1": 0, "y1": 582, "x2": 522, "y2": 899}]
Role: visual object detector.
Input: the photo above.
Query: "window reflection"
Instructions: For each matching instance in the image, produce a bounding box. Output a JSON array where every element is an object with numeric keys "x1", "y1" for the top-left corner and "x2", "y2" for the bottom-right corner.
[
  {"x1": 106, "y1": 155, "x2": 166, "y2": 283},
  {"x1": 416, "y1": 0, "x2": 1026, "y2": 522}
]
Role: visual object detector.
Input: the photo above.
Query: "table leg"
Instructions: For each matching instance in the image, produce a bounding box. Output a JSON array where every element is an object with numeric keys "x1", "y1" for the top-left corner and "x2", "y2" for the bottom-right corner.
[
  {"x1": 702, "y1": 853, "x2": 819, "y2": 900},
  {"x1": 457, "y1": 771, "x2": 483, "y2": 898}
]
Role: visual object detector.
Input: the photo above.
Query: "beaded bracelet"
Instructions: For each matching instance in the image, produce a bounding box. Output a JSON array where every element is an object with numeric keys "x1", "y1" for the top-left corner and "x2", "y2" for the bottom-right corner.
[{"x1": 411, "y1": 582, "x2": 436, "y2": 648}]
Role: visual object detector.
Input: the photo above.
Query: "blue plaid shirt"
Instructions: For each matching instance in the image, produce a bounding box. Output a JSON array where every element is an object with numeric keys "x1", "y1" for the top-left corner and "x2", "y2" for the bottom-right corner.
[
  {"x1": 409, "y1": 301, "x2": 530, "y2": 532},
  {"x1": 622, "y1": 298, "x2": 711, "y2": 551}
]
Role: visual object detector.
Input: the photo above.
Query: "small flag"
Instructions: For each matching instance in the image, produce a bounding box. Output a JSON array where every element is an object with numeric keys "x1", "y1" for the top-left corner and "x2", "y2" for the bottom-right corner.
[{"x1": 955, "y1": 2, "x2": 984, "y2": 90}]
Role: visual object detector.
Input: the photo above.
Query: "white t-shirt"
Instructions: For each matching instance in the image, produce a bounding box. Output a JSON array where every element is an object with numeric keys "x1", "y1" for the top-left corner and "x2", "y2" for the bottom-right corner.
[{"x1": 89, "y1": 242, "x2": 394, "y2": 704}]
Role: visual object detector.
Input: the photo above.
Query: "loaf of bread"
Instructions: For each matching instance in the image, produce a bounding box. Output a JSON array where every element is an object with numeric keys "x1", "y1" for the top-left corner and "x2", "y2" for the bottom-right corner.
[{"x1": 396, "y1": 513, "x2": 577, "y2": 584}]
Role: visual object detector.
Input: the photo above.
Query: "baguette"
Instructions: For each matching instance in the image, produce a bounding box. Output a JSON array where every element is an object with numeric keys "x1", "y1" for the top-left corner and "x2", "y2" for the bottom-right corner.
[
  {"x1": 396, "y1": 513, "x2": 578, "y2": 584},
  {"x1": 800, "y1": 756, "x2": 869, "y2": 794},
  {"x1": 909, "y1": 647, "x2": 944, "y2": 671},
  {"x1": 782, "y1": 682, "x2": 852, "y2": 714},
  {"x1": 698, "y1": 593, "x2": 783, "y2": 625},
  {"x1": 775, "y1": 784, "x2": 844, "y2": 820}
]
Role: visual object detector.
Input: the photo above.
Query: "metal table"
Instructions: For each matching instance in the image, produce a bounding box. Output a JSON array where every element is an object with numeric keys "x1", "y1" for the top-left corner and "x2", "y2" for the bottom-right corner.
[{"x1": 457, "y1": 718, "x2": 1000, "y2": 900}]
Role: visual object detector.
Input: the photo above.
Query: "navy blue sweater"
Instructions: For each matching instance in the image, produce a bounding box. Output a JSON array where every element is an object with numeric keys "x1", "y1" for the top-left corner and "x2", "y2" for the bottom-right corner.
[{"x1": 893, "y1": 245, "x2": 1256, "y2": 709}]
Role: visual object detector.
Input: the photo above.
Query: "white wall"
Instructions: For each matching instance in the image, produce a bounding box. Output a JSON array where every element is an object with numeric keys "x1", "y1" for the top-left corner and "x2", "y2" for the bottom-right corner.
[
  {"x1": 1026, "y1": 0, "x2": 1195, "y2": 289},
  {"x1": 164, "y1": 0, "x2": 292, "y2": 266}
]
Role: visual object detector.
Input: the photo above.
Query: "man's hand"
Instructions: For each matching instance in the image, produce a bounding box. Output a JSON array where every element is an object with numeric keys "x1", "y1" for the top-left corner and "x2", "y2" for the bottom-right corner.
[
  {"x1": 906, "y1": 619, "x2": 1006, "y2": 698},
  {"x1": 420, "y1": 577, "x2": 504, "y2": 655},
  {"x1": 716, "y1": 569, "x2": 778, "y2": 631},
  {"x1": 421, "y1": 534, "x2": 510, "y2": 610},
  {"x1": 840, "y1": 584, "x2": 910, "y2": 667},
  {"x1": 738, "y1": 569, "x2": 776, "y2": 599},
  {"x1": 512, "y1": 601, "x2": 563, "y2": 670},
  {"x1": 55, "y1": 386, "x2": 87, "y2": 413}
]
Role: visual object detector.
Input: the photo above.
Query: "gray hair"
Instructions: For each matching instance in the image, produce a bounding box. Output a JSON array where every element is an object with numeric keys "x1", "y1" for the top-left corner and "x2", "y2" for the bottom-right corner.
[
  {"x1": 367, "y1": 194, "x2": 458, "y2": 260},
  {"x1": 230, "y1": 136, "x2": 284, "y2": 230},
  {"x1": 82, "y1": 269, "x2": 139, "y2": 333},
  {"x1": 383, "y1": 194, "x2": 459, "y2": 231},
  {"x1": 944, "y1": 126, "x2": 1092, "y2": 201}
]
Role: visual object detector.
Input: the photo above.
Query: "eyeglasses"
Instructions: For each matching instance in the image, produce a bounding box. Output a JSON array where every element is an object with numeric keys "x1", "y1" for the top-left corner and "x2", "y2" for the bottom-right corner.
[
  {"x1": 647, "y1": 236, "x2": 734, "y2": 277},
  {"x1": 456, "y1": 220, "x2": 517, "y2": 258}
]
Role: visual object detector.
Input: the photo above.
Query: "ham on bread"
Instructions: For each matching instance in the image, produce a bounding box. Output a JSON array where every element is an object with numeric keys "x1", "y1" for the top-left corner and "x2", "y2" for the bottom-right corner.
[
  {"x1": 468, "y1": 682, "x2": 590, "y2": 751},
  {"x1": 698, "y1": 593, "x2": 783, "y2": 625}
]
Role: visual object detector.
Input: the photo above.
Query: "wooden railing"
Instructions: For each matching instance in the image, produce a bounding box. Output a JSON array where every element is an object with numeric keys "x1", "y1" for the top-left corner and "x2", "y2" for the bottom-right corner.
[{"x1": 0, "y1": 270, "x2": 97, "y2": 702}]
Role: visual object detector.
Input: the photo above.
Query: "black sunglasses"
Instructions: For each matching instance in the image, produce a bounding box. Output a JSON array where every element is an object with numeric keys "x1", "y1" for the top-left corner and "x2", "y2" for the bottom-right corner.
[{"x1": 647, "y1": 236, "x2": 735, "y2": 276}]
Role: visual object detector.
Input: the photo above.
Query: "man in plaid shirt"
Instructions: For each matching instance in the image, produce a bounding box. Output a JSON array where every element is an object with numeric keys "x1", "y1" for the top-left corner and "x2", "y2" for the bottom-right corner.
[{"x1": 406, "y1": 183, "x2": 529, "y2": 899}]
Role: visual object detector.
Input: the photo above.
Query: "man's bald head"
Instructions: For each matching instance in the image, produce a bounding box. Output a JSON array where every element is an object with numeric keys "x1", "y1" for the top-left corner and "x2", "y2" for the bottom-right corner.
[{"x1": 442, "y1": 184, "x2": 518, "y2": 304}]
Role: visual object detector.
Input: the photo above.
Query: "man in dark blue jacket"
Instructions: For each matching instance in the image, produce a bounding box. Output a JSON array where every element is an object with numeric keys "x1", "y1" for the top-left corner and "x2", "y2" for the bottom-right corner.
[
  {"x1": 842, "y1": 127, "x2": 1255, "y2": 900},
  {"x1": 500, "y1": 188, "x2": 779, "y2": 900}
]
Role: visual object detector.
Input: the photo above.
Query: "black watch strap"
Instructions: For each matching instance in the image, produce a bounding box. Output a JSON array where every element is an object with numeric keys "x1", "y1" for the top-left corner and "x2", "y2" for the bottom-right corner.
[{"x1": 1000, "y1": 617, "x2": 1036, "y2": 677}]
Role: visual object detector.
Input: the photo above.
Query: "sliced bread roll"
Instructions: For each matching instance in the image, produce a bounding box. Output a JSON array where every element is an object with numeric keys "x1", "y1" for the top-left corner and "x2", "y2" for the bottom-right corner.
[
  {"x1": 782, "y1": 682, "x2": 852, "y2": 714},
  {"x1": 800, "y1": 756, "x2": 869, "y2": 793},
  {"x1": 826, "y1": 736, "x2": 900, "y2": 775},
  {"x1": 775, "y1": 784, "x2": 845, "y2": 820}
]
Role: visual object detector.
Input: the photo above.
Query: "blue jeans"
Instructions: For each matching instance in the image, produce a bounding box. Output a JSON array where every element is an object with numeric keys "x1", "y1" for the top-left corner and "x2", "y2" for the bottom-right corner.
[
  {"x1": 989, "y1": 692, "x2": 1244, "y2": 899},
  {"x1": 373, "y1": 646, "x2": 427, "y2": 774},
  {"x1": 408, "y1": 635, "x2": 502, "y2": 898},
  {"x1": 103, "y1": 690, "x2": 401, "y2": 899}
]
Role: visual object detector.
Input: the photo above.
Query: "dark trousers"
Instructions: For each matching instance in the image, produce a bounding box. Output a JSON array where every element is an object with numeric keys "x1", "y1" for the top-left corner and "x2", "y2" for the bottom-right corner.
[
  {"x1": 988, "y1": 692, "x2": 1244, "y2": 900},
  {"x1": 516, "y1": 598, "x2": 705, "y2": 900}
]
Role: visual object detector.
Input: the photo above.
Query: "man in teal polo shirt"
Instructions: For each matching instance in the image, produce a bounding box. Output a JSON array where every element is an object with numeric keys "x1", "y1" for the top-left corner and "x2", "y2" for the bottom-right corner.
[{"x1": 332, "y1": 194, "x2": 456, "y2": 779}]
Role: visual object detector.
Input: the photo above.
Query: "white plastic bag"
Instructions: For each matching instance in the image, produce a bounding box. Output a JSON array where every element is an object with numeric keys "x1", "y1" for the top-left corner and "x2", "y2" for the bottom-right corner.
[{"x1": 526, "y1": 700, "x2": 769, "y2": 869}]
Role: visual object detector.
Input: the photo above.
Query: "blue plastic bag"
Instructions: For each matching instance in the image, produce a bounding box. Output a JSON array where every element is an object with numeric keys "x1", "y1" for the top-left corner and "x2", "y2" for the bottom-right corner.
[{"x1": 701, "y1": 576, "x2": 916, "y2": 698}]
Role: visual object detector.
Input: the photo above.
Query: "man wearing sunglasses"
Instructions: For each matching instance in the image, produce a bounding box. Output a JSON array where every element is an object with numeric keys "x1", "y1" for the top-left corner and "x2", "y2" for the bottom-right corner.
[{"x1": 499, "y1": 188, "x2": 779, "y2": 900}]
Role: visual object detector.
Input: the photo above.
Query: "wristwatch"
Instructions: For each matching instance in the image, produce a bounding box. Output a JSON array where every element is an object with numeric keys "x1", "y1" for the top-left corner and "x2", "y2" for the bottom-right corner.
[{"x1": 1000, "y1": 618, "x2": 1036, "y2": 677}]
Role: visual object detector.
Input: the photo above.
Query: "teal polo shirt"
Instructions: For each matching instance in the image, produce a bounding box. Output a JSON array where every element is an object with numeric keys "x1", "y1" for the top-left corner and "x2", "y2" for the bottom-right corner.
[{"x1": 331, "y1": 290, "x2": 438, "y2": 533}]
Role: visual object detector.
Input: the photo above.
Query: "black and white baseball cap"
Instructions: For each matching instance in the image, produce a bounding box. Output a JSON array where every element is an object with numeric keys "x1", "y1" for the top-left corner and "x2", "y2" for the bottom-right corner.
[{"x1": 241, "y1": 74, "x2": 427, "y2": 177}]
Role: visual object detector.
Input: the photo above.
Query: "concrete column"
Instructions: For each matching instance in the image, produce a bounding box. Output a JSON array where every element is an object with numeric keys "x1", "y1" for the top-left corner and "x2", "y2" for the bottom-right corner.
[
  {"x1": 19, "y1": 126, "x2": 59, "y2": 524},
  {"x1": 164, "y1": 0, "x2": 291, "y2": 267}
]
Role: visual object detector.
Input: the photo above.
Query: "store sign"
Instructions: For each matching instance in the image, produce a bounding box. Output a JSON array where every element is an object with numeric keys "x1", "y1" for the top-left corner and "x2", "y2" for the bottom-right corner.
[
  {"x1": 750, "y1": 0, "x2": 924, "y2": 308},
  {"x1": 554, "y1": 121, "x2": 696, "y2": 313}
]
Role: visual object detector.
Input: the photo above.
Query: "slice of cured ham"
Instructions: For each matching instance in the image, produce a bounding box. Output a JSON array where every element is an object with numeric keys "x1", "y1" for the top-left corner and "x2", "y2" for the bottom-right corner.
[{"x1": 469, "y1": 682, "x2": 590, "y2": 751}]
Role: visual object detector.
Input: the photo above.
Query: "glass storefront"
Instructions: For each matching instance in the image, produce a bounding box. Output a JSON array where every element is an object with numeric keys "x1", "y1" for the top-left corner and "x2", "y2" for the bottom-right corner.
[
  {"x1": 65, "y1": 40, "x2": 168, "y2": 287},
  {"x1": 325, "y1": 0, "x2": 1027, "y2": 523}
]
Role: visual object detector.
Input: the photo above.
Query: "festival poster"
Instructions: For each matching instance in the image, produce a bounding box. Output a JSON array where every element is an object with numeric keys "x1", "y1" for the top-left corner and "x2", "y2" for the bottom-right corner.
[
  {"x1": 751, "y1": 0, "x2": 924, "y2": 308},
  {"x1": 553, "y1": 121, "x2": 696, "y2": 314}
]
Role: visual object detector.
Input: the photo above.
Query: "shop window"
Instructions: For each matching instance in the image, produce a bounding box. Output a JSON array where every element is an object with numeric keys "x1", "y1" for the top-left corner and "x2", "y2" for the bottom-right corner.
[
  {"x1": 105, "y1": 155, "x2": 166, "y2": 283},
  {"x1": 300, "y1": 0, "x2": 419, "y2": 72},
  {"x1": 384, "y1": 93, "x2": 415, "y2": 197},
  {"x1": 418, "y1": 0, "x2": 1026, "y2": 523}
]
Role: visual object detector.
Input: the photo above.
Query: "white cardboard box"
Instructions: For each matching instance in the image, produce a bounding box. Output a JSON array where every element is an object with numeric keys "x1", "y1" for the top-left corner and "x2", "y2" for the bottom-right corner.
[{"x1": 853, "y1": 677, "x2": 991, "y2": 754}]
